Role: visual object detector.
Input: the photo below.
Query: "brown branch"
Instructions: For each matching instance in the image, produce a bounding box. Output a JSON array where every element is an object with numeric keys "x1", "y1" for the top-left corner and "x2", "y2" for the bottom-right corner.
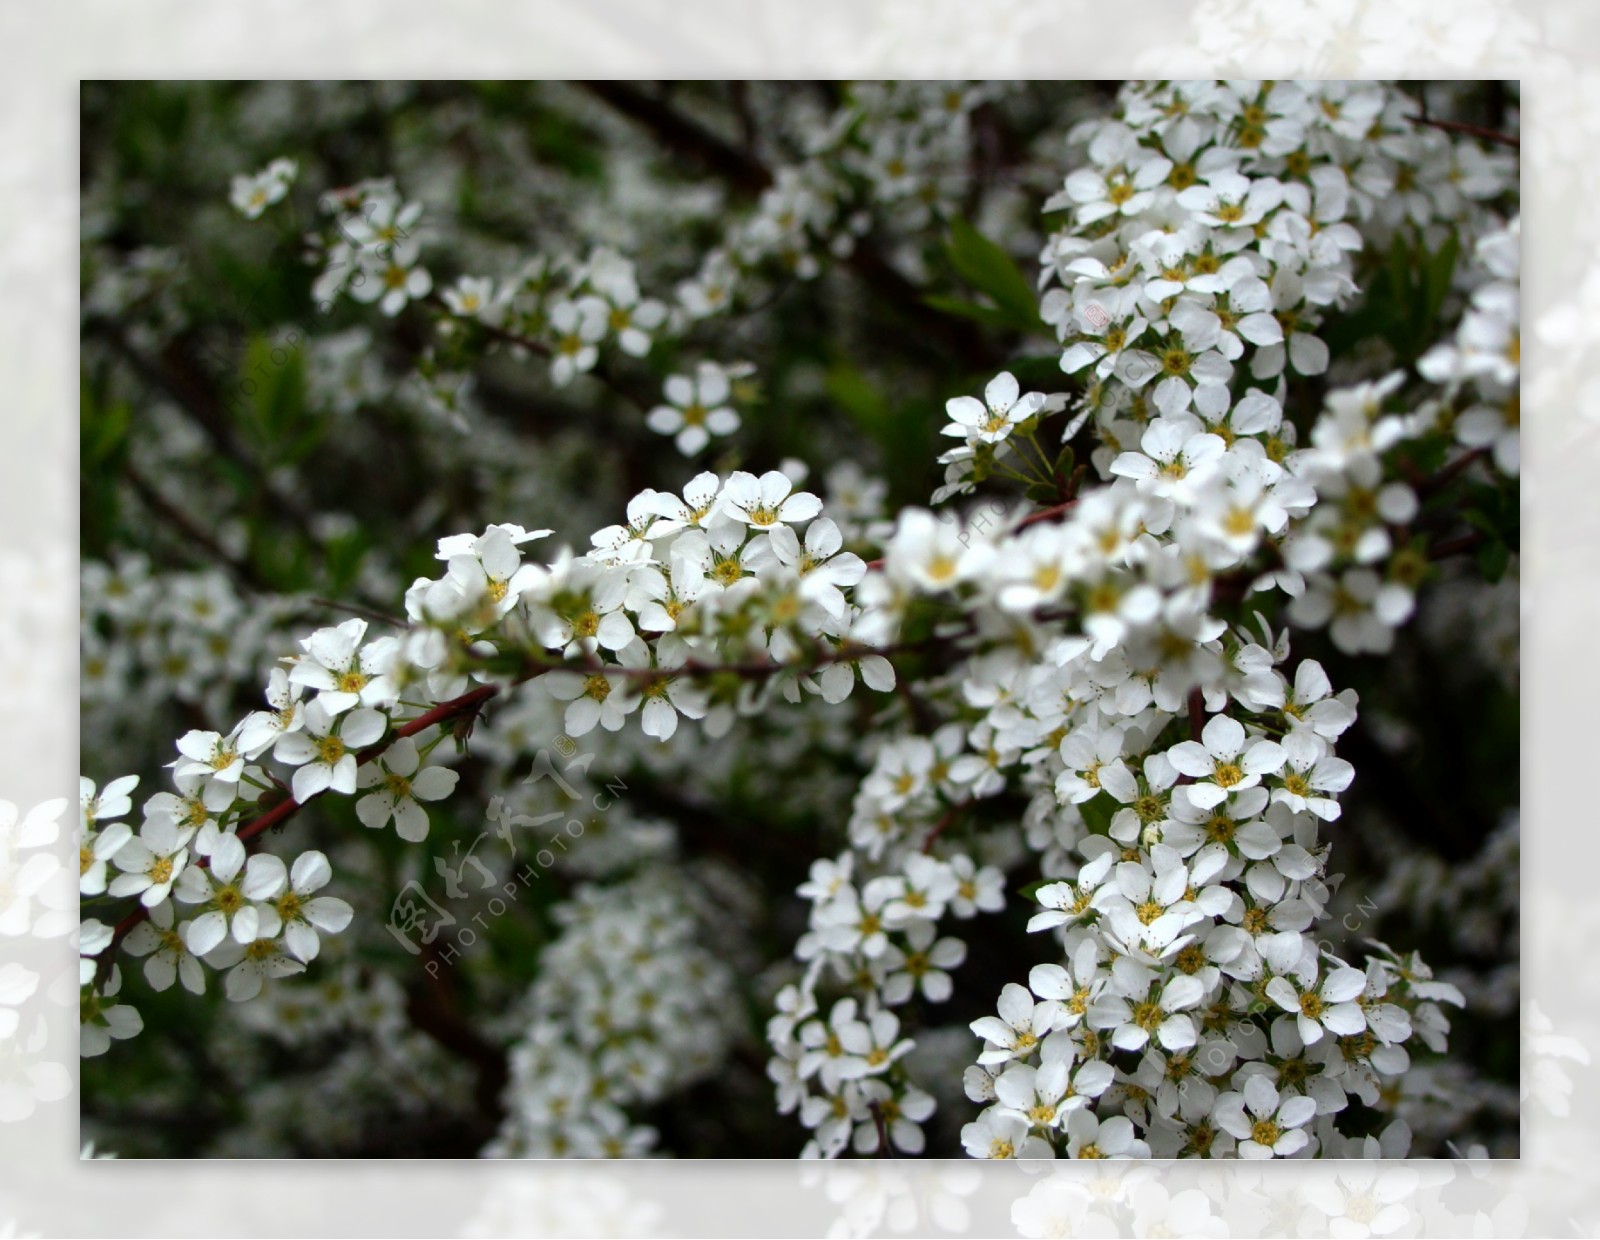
[
  {"x1": 578, "y1": 82, "x2": 993, "y2": 368},
  {"x1": 309, "y1": 597, "x2": 408, "y2": 628},
  {"x1": 123, "y1": 461, "x2": 267, "y2": 593},
  {"x1": 921, "y1": 800, "x2": 972, "y2": 855},
  {"x1": 1405, "y1": 113, "x2": 1519, "y2": 149},
  {"x1": 1427, "y1": 530, "x2": 1489, "y2": 561},
  {"x1": 868, "y1": 1100, "x2": 891, "y2": 1157},
  {"x1": 407, "y1": 940, "x2": 509, "y2": 1124},
  {"x1": 1015, "y1": 499, "x2": 1077, "y2": 531},
  {"x1": 95, "y1": 623, "x2": 974, "y2": 985},
  {"x1": 436, "y1": 297, "x2": 657, "y2": 413},
  {"x1": 101, "y1": 683, "x2": 503, "y2": 973},
  {"x1": 579, "y1": 81, "x2": 772, "y2": 196},
  {"x1": 83, "y1": 315, "x2": 320, "y2": 536},
  {"x1": 1417, "y1": 447, "x2": 1490, "y2": 499}
]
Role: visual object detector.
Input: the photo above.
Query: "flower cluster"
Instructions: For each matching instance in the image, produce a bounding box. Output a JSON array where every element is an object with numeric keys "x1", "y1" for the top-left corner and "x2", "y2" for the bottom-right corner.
[
  {"x1": 79, "y1": 461, "x2": 880, "y2": 1049},
  {"x1": 679, "y1": 81, "x2": 1000, "y2": 312},
  {"x1": 486, "y1": 868, "x2": 742, "y2": 1157},
  {"x1": 1419, "y1": 215, "x2": 1521, "y2": 475},
  {"x1": 228, "y1": 157, "x2": 297, "y2": 220},
  {"x1": 81, "y1": 556, "x2": 301, "y2": 732},
  {"x1": 78, "y1": 78, "x2": 1517, "y2": 1160},
  {"x1": 310, "y1": 178, "x2": 432, "y2": 316},
  {"x1": 757, "y1": 78, "x2": 1512, "y2": 1160},
  {"x1": 768, "y1": 845, "x2": 1002, "y2": 1156}
]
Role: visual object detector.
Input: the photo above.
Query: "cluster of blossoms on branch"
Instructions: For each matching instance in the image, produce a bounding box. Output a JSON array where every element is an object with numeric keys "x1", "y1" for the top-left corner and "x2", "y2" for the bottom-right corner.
[
  {"x1": 79, "y1": 458, "x2": 889, "y2": 1045},
  {"x1": 486, "y1": 866, "x2": 744, "y2": 1158},
  {"x1": 768, "y1": 78, "x2": 1510, "y2": 1160},
  {"x1": 277, "y1": 82, "x2": 1001, "y2": 453},
  {"x1": 1418, "y1": 216, "x2": 1521, "y2": 476},
  {"x1": 78, "y1": 79, "x2": 1516, "y2": 1159}
]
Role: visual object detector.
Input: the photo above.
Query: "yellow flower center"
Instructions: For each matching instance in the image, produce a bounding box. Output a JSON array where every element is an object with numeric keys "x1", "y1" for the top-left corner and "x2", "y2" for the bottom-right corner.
[{"x1": 1160, "y1": 346, "x2": 1192, "y2": 377}]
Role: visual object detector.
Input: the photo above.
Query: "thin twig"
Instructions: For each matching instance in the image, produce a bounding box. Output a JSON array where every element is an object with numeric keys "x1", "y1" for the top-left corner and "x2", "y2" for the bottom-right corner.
[
  {"x1": 1417, "y1": 446, "x2": 1490, "y2": 499},
  {"x1": 1428, "y1": 530, "x2": 1489, "y2": 561},
  {"x1": 123, "y1": 461, "x2": 266, "y2": 592},
  {"x1": 1015, "y1": 499, "x2": 1078, "y2": 531},
  {"x1": 922, "y1": 801, "x2": 971, "y2": 855},
  {"x1": 868, "y1": 1101, "x2": 891, "y2": 1157},
  {"x1": 446, "y1": 302, "x2": 654, "y2": 412},
  {"x1": 310, "y1": 597, "x2": 408, "y2": 627},
  {"x1": 101, "y1": 684, "x2": 503, "y2": 975},
  {"x1": 94, "y1": 625, "x2": 981, "y2": 985},
  {"x1": 1405, "y1": 113, "x2": 1519, "y2": 149}
]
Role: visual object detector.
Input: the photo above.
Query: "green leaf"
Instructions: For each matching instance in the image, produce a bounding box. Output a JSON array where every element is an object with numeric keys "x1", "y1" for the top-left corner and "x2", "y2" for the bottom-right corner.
[
  {"x1": 237, "y1": 334, "x2": 313, "y2": 463},
  {"x1": 921, "y1": 294, "x2": 1022, "y2": 330},
  {"x1": 81, "y1": 380, "x2": 132, "y2": 556},
  {"x1": 824, "y1": 361, "x2": 936, "y2": 504},
  {"x1": 1478, "y1": 538, "x2": 1510, "y2": 583},
  {"x1": 1422, "y1": 230, "x2": 1460, "y2": 327},
  {"x1": 82, "y1": 388, "x2": 130, "y2": 469},
  {"x1": 942, "y1": 216, "x2": 1046, "y2": 334},
  {"x1": 1079, "y1": 791, "x2": 1118, "y2": 836},
  {"x1": 823, "y1": 361, "x2": 890, "y2": 430}
]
